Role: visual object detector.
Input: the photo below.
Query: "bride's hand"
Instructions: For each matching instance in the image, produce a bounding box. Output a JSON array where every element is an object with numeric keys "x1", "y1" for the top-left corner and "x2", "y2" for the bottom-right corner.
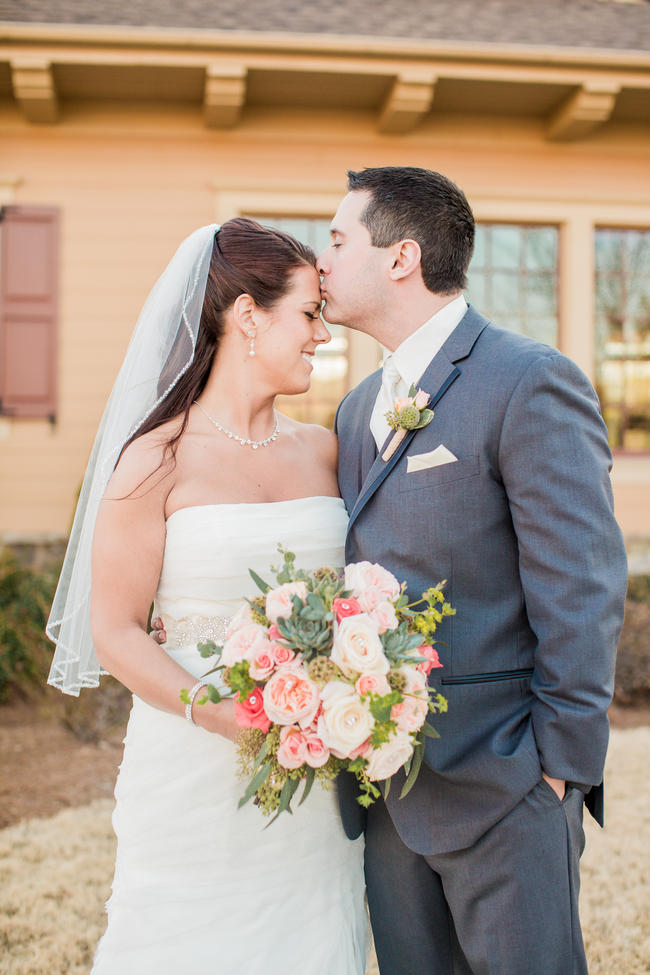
[{"x1": 195, "y1": 698, "x2": 240, "y2": 742}]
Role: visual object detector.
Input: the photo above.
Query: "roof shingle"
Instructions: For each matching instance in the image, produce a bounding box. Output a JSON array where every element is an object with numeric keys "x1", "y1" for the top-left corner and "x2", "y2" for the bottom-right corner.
[{"x1": 1, "y1": 0, "x2": 649, "y2": 52}]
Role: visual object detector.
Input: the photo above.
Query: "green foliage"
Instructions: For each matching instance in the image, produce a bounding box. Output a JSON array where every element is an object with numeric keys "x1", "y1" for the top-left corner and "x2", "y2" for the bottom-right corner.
[
  {"x1": 227, "y1": 660, "x2": 255, "y2": 700},
  {"x1": 0, "y1": 549, "x2": 59, "y2": 700},
  {"x1": 627, "y1": 575, "x2": 650, "y2": 604}
]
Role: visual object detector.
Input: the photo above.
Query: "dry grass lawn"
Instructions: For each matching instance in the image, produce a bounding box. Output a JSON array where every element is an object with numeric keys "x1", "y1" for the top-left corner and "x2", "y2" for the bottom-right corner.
[{"x1": 0, "y1": 727, "x2": 648, "y2": 975}]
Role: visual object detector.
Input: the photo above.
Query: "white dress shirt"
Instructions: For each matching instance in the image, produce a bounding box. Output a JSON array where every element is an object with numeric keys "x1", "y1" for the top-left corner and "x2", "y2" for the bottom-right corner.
[{"x1": 369, "y1": 294, "x2": 468, "y2": 448}]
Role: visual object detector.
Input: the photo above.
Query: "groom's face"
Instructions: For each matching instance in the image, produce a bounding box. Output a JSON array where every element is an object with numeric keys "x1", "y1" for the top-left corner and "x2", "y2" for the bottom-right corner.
[{"x1": 317, "y1": 191, "x2": 387, "y2": 331}]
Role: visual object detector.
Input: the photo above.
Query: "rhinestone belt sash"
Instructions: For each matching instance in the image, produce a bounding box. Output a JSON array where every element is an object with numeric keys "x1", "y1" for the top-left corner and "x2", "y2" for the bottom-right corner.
[{"x1": 161, "y1": 613, "x2": 232, "y2": 650}]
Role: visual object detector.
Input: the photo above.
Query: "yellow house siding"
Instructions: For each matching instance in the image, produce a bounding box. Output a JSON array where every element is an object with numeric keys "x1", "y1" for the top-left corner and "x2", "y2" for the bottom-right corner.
[{"x1": 0, "y1": 97, "x2": 649, "y2": 538}]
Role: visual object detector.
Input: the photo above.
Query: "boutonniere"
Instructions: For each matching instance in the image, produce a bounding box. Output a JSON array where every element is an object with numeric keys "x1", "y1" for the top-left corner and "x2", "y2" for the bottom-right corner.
[{"x1": 382, "y1": 385, "x2": 434, "y2": 461}]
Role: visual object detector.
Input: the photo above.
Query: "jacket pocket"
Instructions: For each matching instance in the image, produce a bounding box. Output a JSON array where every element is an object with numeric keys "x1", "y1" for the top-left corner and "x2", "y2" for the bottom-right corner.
[
  {"x1": 440, "y1": 667, "x2": 533, "y2": 686},
  {"x1": 400, "y1": 454, "x2": 480, "y2": 492}
]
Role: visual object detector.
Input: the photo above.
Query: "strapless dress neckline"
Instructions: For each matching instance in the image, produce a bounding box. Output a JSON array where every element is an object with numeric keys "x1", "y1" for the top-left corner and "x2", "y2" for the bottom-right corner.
[{"x1": 165, "y1": 495, "x2": 345, "y2": 525}]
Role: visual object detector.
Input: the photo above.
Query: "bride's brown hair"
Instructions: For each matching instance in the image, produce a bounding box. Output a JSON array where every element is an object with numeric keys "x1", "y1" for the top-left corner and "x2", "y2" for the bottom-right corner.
[{"x1": 122, "y1": 217, "x2": 316, "y2": 464}]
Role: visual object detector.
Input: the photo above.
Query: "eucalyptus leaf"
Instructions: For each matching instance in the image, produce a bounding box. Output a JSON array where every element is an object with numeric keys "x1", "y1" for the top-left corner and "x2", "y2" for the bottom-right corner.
[
  {"x1": 237, "y1": 761, "x2": 271, "y2": 809},
  {"x1": 399, "y1": 743, "x2": 424, "y2": 799},
  {"x1": 299, "y1": 766, "x2": 316, "y2": 806},
  {"x1": 420, "y1": 722, "x2": 440, "y2": 740},
  {"x1": 249, "y1": 569, "x2": 271, "y2": 594}
]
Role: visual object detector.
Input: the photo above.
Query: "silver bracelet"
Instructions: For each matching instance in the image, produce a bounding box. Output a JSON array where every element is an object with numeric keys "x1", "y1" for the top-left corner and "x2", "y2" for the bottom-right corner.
[{"x1": 185, "y1": 680, "x2": 209, "y2": 724}]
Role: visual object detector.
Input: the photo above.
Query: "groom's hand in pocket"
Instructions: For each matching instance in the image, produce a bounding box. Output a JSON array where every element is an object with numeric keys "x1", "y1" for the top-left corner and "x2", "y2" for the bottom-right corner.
[
  {"x1": 149, "y1": 617, "x2": 167, "y2": 645},
  {"x1": 542, "y1": 772, "x2": 566, "y2": 801}
]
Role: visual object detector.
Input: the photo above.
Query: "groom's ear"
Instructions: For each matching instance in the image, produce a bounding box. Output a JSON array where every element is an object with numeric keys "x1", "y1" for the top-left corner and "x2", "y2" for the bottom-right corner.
[{"x1": 388, "y1": 239, "x2": 422, "y2": 282}]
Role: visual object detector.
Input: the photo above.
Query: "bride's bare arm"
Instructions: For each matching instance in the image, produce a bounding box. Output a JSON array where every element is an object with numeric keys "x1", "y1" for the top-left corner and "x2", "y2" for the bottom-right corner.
[{"x1": 90, "y1": 435, "x2": 237, "y2": 740}]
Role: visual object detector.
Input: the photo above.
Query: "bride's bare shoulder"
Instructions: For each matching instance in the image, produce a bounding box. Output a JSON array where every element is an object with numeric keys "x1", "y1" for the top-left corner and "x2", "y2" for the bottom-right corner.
[
  {"x1": 282, "y1": 414, "x2": 338, "y2": 465},
  {"x1": 104, "y1": 419, "x2": 183, "y2": 502}
]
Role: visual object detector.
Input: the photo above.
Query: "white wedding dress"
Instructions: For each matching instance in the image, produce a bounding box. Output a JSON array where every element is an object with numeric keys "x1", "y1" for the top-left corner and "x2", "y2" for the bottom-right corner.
[{"x1": 92, "y1": 496, "x2": 367, "y2": 975}]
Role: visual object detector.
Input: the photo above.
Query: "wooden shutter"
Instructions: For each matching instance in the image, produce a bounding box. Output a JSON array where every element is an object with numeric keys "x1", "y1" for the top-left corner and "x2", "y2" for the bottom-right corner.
[{"x1": 0, "y1": 206, "x2": 59, "y2": 419}]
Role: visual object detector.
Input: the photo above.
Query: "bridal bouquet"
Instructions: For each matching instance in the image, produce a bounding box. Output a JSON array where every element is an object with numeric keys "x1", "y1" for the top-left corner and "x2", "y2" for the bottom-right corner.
[{"x1": 192, "y1": 549, "x2": 452, "y2": 822}]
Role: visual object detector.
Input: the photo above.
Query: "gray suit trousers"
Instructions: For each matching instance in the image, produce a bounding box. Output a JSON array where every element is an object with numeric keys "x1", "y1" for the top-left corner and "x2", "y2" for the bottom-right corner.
[{"x1": 365, "y1": 781, "x2": 587, "y2": 975}]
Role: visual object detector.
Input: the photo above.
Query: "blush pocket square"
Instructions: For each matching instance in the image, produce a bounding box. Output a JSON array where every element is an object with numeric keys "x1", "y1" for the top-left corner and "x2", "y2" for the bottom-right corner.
[{"x1": 406, "y1": 445, "x2": 458, "y2": 473}]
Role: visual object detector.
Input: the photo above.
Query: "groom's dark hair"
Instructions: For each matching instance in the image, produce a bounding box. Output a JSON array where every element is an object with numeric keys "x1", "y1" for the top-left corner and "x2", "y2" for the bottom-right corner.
[{"x1": 347, "y1": 167, "x2": 474, "y2": 294}]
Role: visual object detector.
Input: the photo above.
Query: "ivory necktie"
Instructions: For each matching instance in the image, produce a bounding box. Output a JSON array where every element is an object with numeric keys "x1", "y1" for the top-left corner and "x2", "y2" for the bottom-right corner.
[{"x1": 370, "y1": 356, "x2": 404, "y2": 449}]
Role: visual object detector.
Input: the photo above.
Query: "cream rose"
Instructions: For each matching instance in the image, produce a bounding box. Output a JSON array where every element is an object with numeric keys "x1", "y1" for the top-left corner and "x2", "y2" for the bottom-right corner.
[
  {"x1": 364, "y1": 732, "x2": 414, "y2": 781},
  {"x1": 317, "y1": 682, "x2": 375, "y2": 759},
  {"x1": 265, "y1": 582, "x2": 308, "y2": 624},
  {"x1": 344, "y1": 562, "x2": 401, "y2": 602},
  {"x1": 262, "y1": 664, "x2": 320, "y2": 727},
  {"x1": 221, "y1": 623, "x2": 271, "y2": 666},
  {"x1": 331, "y1": 614, "x2": 389, "y2": 678},
  {"x1": 225, "y1": 602, "x2": 254, "y2": 636}
]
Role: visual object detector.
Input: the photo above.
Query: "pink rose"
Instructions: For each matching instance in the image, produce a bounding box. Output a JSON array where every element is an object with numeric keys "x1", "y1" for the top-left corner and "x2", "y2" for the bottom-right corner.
[
  {"x1": 415, "y1": 644, "x2": 443, "y2": 676},
  {"x1": 414, "y1": 389, "x2": 430, "y2": 410},
  {"x1": 393, "y1": 396, "x2": 411, "y2": 412},
  {"x1": 270, "y1": 642, "x2": 296, "y2": 667},
  {"x1": 268, "y1": 624, "x2": 282, "y2": 641},
  {"x1": 357, "y1": 586, "x2": 384, "y2": 613},
  {"x1": 265, "y1": 582, "x2": 308, "y2": 624},
  {"x1": 355, "y1": 673, "x2": 392, "y2": 697},
  {"x1": 304, "y1": 734, "x2": 330, "y2": 768},
  {"x1": 276, "y1": 726, "x2": 308, "y2": 770},
  {"x1": 249, "y1": 651, "x2": 275, "y2": 681},
  {"x1": 263, "y1": 665, "x2": 320, "y2": 727},
  {"x1": 344, "y1": 562, "x2": 401, "y2": 603},
  {"x1": 332, "y1": 597, "x2": 362, "y2": 623},
  {"x1": 233, "y1": 688, "x2": 271, "y2": 733},
  {"x1": 349, "y1": 736, "x2": 372, "y2": 760},
  {"x1": 221, "y1": 623, "x2": 271, "y2": 667},
  {"x1": 391, "y1": 667, "x2": 429, "y2": 732},
  {"x1": 369, "y1": 600, "x2": 399, "y2": 634}
]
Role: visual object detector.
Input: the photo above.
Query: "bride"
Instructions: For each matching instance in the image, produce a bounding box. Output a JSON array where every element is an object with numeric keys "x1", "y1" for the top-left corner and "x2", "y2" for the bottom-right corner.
[{"x1": 46, "y1": 219, "x2": 368, "y2": 974}]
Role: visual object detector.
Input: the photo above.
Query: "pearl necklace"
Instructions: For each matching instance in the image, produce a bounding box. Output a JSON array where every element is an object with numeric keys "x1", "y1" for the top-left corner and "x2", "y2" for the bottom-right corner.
[{"x1": 193, "y1": 400, "x2": 279, "y2": 449}]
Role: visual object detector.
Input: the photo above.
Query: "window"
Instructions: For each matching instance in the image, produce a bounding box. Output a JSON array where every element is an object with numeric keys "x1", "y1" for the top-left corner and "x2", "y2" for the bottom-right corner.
[
  {"x1": 465, "y1": 224, "x2": 559, "y2": 348},
  {"x1": 595, "y1": 229, "x2": 650, "y2": 451},
  {"x1": 245, "y1": 216, "x2": 348, "y2": 427},
  {"x1": 0, "y1": 206, "x2": 59, "y2": 419}
]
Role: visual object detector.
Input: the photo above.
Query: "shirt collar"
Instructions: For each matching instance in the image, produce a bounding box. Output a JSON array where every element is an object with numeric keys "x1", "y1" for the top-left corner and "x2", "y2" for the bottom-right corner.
[{"x1": 385, "y1": 294, "x2": 468, "y2": 390}]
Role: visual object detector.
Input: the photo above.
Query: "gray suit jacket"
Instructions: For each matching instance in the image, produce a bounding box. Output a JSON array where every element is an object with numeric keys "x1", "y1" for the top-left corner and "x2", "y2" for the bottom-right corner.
[{"x1": 336, "y1": 306, "x2": 628, "y2": 855}]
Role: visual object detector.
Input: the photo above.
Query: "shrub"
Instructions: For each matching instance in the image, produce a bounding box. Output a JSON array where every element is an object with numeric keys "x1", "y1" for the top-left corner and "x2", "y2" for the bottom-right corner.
[
  {"x1": 0, "y1": 549, "x2": 59, "y2": 701},
  {"x1": 614, "y1": 588, "x2": 650, "y2": 706}
]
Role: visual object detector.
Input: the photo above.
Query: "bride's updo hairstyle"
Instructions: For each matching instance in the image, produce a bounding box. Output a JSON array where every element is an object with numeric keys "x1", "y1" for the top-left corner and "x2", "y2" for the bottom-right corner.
[{"x1": 124, "y1": 217, "x2": 316, "y2": 461}]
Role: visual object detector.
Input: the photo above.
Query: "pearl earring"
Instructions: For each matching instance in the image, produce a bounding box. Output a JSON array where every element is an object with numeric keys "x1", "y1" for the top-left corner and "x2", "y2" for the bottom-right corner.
[{"x1": 247, "y1": 330, "x2": 256, "y2": 358}]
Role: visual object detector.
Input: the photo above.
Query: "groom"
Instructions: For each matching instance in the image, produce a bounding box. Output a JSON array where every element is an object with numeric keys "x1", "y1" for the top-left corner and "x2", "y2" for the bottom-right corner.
[{"x1": 317, "y1": 167, "x2": 628, "y2": 975}]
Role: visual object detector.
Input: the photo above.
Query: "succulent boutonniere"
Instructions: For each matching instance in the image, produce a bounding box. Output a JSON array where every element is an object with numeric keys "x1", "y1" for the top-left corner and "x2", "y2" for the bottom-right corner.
[{"x1": 382, "y1": 385, "x2": 434, "y2": 461}]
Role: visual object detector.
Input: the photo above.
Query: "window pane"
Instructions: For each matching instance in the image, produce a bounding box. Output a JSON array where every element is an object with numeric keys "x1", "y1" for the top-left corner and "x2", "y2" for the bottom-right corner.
[
  {"x1": 595, "y1": 228, "x2": 650, "y2": 451},
  {"x1": 465, "y1": 224, "x2": 559, "y2": 348},
  {"x1": 525, "y1": 228, "x2": 557, "y2": 270},
  {"x1": 526, "y1": 277, "x2": 556, "y2": 317},
  {"x1": 491, "y1": 271, "x2": 521, "y2": 317},
  {"x1": 491, "y1": 226, "x2": 522, "y2": 269},
  {"x1": 595, "y1": 230, "x2": 623, "y2": 271},
  {"x1": 465, "y1": 272, "x2": 486, "y2": 310}
]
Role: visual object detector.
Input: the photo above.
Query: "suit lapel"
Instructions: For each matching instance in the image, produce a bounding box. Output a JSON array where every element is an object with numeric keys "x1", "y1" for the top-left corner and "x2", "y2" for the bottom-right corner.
[
  {"x1": 359, "y1": 375, "x2": 380, "y2": 482},
  {"x1": 347, "y1": 306, "x2": 488, "y2": 534}
]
